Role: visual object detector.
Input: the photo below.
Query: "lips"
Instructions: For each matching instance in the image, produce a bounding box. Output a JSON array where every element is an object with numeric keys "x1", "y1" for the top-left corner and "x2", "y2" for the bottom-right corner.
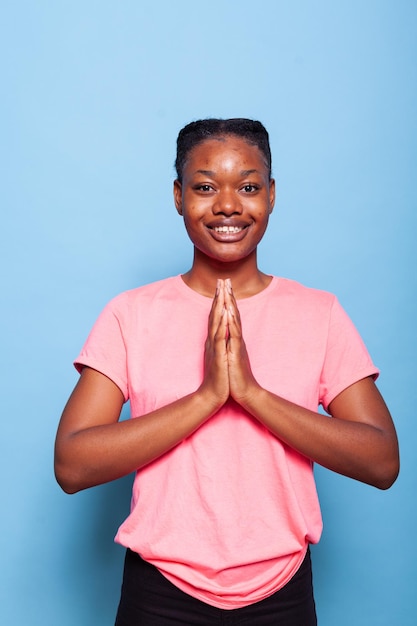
[
  {"x1": 206, "y1": 222, "x2": 250, "y2": 242},
  {"x1": 213, "y1": 225, "x2": 243, "y2": 233}
]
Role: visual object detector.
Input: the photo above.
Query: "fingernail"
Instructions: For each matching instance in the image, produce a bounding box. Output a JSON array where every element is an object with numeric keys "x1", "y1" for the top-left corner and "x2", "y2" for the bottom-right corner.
[
  {"x1": 216, "y1": 279, "x2": 221, "y2": 295},
  {"x1": 226, "y1": 278, "x2": 232, "y2": 294}
]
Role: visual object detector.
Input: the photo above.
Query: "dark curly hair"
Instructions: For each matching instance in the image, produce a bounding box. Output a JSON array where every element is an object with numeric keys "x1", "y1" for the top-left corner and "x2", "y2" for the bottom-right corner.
[{"x1": 175, "y1": 118, "x2": 272, "y2": 183}]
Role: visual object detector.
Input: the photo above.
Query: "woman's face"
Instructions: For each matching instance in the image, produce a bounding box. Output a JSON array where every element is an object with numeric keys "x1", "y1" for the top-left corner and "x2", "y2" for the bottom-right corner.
[{"x1": 174, "y1": 135, "x2": 275, "y2": 265}]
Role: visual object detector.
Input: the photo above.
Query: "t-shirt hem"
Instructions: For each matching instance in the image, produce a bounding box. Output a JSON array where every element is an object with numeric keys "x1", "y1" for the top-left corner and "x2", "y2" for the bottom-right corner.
[
  {"x1": 153, "y1": 545, "x2": 309, "y2": 610},
  {"x1": 323, "y1": 366, "x2": 379, "y2": 412},
  {"x1": 74, "y1": 357, "x2": 128, "y2": 402}
]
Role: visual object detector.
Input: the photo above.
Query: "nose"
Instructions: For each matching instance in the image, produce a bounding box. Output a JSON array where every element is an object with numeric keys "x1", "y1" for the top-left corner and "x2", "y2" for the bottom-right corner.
[{"x1": 213, "y1": 188, "x2": 242, "y2": 216}]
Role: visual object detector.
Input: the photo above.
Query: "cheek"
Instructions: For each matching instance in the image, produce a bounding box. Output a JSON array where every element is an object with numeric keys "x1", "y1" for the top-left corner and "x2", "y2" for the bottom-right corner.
[
  {"x1": 182, "y1": 211, "x2": 202, "y2": 237},
  {"x1": 183, "y1": 209, "x2": 197, "y2": 226},
  {"x1": 255, "y1": 208, "x2": 270, "y2": 221},
  {"x1": 183, "y1": 203, "x2": 206, "y2": 224}
]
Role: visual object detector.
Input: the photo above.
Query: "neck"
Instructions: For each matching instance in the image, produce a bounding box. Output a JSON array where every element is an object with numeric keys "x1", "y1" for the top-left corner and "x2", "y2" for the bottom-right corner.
[{"x1": 181, "y1": 249, "x2": 271, "y2": 299}]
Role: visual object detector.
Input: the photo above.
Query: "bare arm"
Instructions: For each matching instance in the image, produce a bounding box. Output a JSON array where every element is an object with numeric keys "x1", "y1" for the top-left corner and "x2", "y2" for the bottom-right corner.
[
  {"x1": 238, "y1": 378, "x2": 399, "y2": 489},
  {"x1": 224, "y1": 280, "x2": 399, "y2": 490},
  {"x1": 55, "y1": 279, "x2": 399, "y2": 494},
  {"x1": 54, "y1": 284, "x2": 229, "y2": 494}
]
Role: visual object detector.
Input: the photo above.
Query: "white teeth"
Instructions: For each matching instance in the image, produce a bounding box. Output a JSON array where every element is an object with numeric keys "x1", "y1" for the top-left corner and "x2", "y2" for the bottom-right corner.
[{"x1": 214, "y1": 226, "x2": 242, "y2": 233}]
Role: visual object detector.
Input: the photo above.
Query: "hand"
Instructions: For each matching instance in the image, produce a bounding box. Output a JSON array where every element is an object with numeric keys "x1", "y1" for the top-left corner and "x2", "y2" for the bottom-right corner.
[
  {"x1": 198, "y1": 279, "x2": 230, "y2": 409},
  {"x1": 199, "y1": 279, "x2": 260, "y2": 410},
  {"x1": 223, "y1": 279, "x2": 260, "y2": 405}
]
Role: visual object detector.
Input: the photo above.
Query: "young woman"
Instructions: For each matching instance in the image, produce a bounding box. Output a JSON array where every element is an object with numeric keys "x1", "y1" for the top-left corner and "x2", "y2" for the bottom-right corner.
[{"x1": 55, "y1": 118, "x2": 399, "y2": 625}]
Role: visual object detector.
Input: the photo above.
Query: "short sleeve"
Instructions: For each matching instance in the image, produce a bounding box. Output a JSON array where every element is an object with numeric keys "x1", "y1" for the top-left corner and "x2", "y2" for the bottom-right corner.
[
  {"x1": 74, "y1": 298, "x2": 129, "y2": 401},
  {"x1": 319, "y1": 297, "x2": 379, "y2": 412}
]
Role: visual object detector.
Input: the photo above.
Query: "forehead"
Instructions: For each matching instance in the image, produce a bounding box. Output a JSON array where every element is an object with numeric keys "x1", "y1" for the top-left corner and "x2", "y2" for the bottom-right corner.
[{"x1": 185, "y1": 136, "x2": 268, "y2": 175}]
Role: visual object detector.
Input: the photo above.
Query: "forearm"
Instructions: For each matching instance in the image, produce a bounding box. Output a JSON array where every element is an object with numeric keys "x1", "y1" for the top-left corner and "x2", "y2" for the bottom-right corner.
[
  {"x1": 240, "y1": 385, "x2": 399, "y2": 489},
  {"x1": 55, "y1": 390, "x2": 219, "y2": 493}
]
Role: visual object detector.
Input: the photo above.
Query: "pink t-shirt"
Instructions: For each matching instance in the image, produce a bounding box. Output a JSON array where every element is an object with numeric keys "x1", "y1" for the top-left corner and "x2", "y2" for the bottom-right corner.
[{"x1": 75, "y1": 275, "x2": 378, "y2": 608}]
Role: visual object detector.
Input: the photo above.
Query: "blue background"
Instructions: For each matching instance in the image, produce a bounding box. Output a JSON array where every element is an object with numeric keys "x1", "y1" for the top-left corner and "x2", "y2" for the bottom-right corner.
[{"x1": 2, "y1": 1, "x2": 416, "y2": 624}]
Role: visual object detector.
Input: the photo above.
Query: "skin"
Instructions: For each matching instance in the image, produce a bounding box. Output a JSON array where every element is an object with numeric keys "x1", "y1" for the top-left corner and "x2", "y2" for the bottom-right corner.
[{"x1": 54, "y1": 136, "x2": 399, "y2": 494}]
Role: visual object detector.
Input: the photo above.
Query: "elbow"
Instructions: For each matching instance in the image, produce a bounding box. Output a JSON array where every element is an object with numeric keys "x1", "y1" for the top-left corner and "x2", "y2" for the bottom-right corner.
[
  {"x1": 54, "y1": 458, "x2": 84, "y2": 495},
  {"x1": 375, "y1": 465, "x2": 399, "y2": 491},
  {"x1": 55, "y1": 472, "x2": 80, "y2": 495},
  {"x1": 368, "y1": 430, "x2": 400, "y2": 490},
  {"x1": 54, "y1": 436, "x2": 88, "y2": 494},
  {"x1": 371, "y1": 455, "x2": 400, "y2": 491}
]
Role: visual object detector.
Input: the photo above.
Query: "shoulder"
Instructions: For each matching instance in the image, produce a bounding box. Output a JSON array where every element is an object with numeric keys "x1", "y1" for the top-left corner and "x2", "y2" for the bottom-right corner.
[
  {"x1": 273, "y1": 277, "x2": 337, "y2": 310},
  {"x1": 89, "y1": 276, "x2": 183, "y2": 333},
  {"x1": 105, "y1": 275, "x2": 181, "y2": 313}
]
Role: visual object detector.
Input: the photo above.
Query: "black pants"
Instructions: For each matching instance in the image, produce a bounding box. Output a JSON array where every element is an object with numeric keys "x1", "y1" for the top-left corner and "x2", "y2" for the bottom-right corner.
[{"x1": 115, "y1": 549, "x2": 317, "y2": 625}]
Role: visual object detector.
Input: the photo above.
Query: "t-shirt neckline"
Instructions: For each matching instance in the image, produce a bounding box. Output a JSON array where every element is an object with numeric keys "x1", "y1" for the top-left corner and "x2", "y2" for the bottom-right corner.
[{"x1": 173, "y1": 274, "x2": 280, "y2": 306}]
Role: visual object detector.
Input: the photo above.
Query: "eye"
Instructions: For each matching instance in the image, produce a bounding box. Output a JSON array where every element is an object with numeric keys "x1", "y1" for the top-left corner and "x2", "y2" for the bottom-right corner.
[
  {"x1": 194, "y1": 184, "x2": 214, "y2": 192},
  {"x1": 241, "y1": 184, "x2": 259, "y2": 193}
]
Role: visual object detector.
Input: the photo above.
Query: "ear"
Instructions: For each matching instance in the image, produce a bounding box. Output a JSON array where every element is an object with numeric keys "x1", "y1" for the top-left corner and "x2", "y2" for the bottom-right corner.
[
  {"x1": 268, "y1": 178, "x2": 276, "y2": 214},
  {"x1": 173, "y1": 179, "x2": 183, "y2": 215}
]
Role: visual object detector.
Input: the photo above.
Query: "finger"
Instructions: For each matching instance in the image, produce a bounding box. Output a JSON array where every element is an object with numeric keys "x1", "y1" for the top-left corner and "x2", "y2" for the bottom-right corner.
[
  {"x1": 208, "y1": 280, "x2": 227, "y2": 338},
  {"x1": 224, "y1": 278, "x2": 239, "y2": 313},
  {"x1": 216, "y1": 305, "x2": 229, "y2": 342},
  {"x1": 208, "y1": 279, "x2": 224, "y2": 319},
  {"x1": 227, "y1": 308, "x2": 242, "y2": 344},
  {"x1": 224, "y1": 279, "x2": 242, "y2": 336}
]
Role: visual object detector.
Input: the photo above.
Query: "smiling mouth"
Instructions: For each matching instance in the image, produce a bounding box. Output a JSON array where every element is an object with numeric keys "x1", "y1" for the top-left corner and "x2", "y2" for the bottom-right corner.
[{"x1": 213, "y1": 226, "x2": 244, "y2": 233}]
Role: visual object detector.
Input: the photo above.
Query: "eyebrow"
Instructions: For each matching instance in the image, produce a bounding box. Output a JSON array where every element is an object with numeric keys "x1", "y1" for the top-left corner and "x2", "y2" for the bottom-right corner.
[
  {"x1": 240, "y1": 169, "x2": 260, "y2": 177},
  {"x1": 194, "y1": 169, "x2": 261, "y2": 177},
  {"x1": 195, "y1": 169, "x2": 215, "y2": 176}
]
